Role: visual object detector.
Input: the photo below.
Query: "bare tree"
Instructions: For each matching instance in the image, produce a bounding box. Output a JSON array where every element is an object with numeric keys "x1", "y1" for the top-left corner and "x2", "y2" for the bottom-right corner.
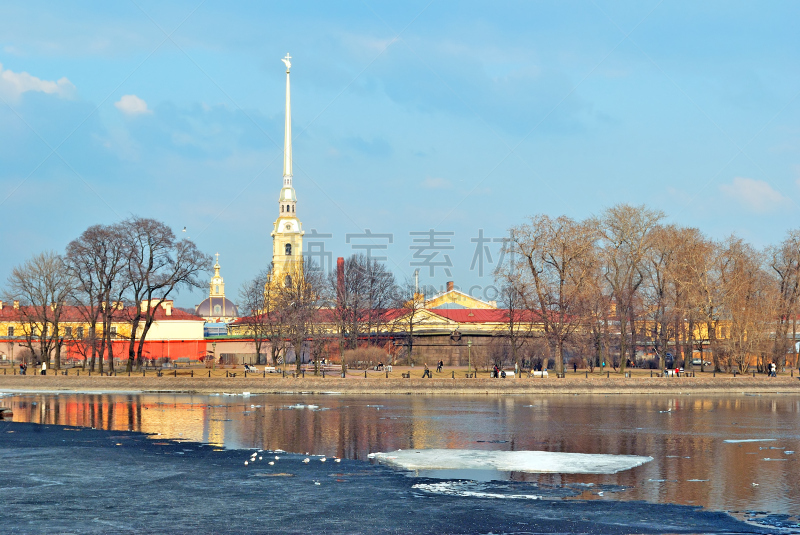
[
  {"x1": 717, "y1": 237, "x2": 774, "y2": 373},
  {"x1": 495, "y1": 276, "x2": 535, "y2": 369},
  {"x1": 275, "y1": 261, "x2": 326, "y2": 373},
  {"x1": 238, "y1": 267, "x2": 287, "y2": 366},
  {"x1": 4, "y1": 251, "x2": 75, "y2": 370},
  {"x1": 768, "y1": 229, "x2": 800, "y2": 370},
  {"x1": 65, "y1": 223, "x2": 129, "y2": 373},
  {"x1": 120, "y1": 217, "x2": 211, "y2": 371},
  {"x1": 505, "y1": 215, "x2": 598, "y2": 376},
  {"x1": 643, "y1": 225, "x2": 683, "y2": 371},
  {"x1": 390, "y1": 277, "x2": 430, "y2": 366},
  {"x1": 329, "y1": 254, "x2": 397, "y2": 350},
  {"x1": 596, "y1": 204, "x2": 664, "y2": 373}
]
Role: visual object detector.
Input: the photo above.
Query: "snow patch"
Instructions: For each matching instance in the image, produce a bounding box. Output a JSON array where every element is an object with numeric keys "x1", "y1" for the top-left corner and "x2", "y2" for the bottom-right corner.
[
  {"x1": 724, "y1": 439, "x2": 776, "y2": 443},
  {"x1": 370, "y1": 449, "x2": 652, "y2": 474}
]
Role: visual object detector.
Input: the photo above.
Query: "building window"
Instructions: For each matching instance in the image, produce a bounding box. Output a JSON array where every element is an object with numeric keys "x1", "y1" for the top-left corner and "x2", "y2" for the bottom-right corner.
[
  {"x1": 214, "y1": 305, "x2": 222, "y2": 315},
  {"x1": 110, "y1": 327, "x2": 117, "y2": 337},
  {"x1": 215, "y1": 285, "x2": 219, "y2": 294},
  {"x1": 77, "y1": 327, "x2": 84, "y2": 339},
  {"x1": 292, "y1": 205, "x2": 295, "y2": 212},
  {"x1": 65, "y1": 327, "x2": 72, "y2": 337},
  {"x1": 7, "y1": 327, "x2": 13, "y2": 337},
  {"x1": 285, "y1": 243, "x2": 292, "y2": 255},
  {"x1": 281, "y1": 205, "x2": 284, "y2": 212}
]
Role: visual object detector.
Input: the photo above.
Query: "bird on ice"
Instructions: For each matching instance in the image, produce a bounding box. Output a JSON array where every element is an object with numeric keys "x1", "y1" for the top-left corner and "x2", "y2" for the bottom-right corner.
[{"x1": 302, "y1": 458, "x2": 310, "y2": 463}]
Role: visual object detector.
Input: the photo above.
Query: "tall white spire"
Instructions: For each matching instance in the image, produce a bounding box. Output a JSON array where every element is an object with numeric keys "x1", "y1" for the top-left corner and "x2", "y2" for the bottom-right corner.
[{"x1": 281, "y1": 53, "x2": 292, "y2": 184}]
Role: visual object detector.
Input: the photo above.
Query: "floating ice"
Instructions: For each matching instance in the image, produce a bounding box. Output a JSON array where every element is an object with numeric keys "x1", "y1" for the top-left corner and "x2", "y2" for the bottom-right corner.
[
  {"x1": 413, "y1": 481, "x2": 543, "y2": 500},
  {"x1": 370, "y1": 449, "x2": 652, "y2": 474},
  {"x1": 723, "y1": 439, "x2": 776, "y2": 443}
]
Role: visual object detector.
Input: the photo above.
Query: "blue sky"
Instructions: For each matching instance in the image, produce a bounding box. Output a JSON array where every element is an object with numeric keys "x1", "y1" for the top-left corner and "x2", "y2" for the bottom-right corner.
[{"x1": 1, "y1": 1, "x2": 799, "y2": 308}]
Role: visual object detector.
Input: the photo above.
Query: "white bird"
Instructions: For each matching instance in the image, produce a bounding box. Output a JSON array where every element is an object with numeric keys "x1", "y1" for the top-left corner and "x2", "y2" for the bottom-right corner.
[
  {"x1": 244, "y1": 461, "x2": 249, "y2": 466},
  {"x1": 334, "y1": 458, "x2": 341, "y2": 463},
  {"x1": 182, "y1": 227, "x2": 186, "y2": 232},
  {"x1": 320, "y1": 457, "x2": 326, "y2": 462},
  {"x1": 275, "y1": 456, "x2": 280, "y2": 460},
  {"x1": 259, "y1": 456, "x2": 263, "y2": 460},
  {"x1": 268, "y1": 461, "x2": 274, "y2": 466},
  {"x1": 302, "y1": 458, "x2": 310, "y2": 463},
  {"x1": 314, "y1": 481, "x2": 321, "y2": 486}
]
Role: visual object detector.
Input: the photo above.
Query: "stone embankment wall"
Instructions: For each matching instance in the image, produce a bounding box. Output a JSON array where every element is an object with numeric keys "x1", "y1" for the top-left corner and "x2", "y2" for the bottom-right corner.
[{"x1": 0, "y1": 375, "x2": 798, "y2": 395}]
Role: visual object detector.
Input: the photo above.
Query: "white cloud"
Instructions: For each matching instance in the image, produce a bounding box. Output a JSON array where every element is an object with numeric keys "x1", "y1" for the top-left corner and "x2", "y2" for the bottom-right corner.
[
  {"x1": 0, "y1": 62, "x2": 75, "y2": 100},
  {"x1": 421, "y1": 177, "x2": 452, "y2": 189},
  {"x1": 114, "y1": 94, "x2": 151, "y2": 116},
  {"x1": 719, "y1": 177, "x2": 791, "y2": 213}
]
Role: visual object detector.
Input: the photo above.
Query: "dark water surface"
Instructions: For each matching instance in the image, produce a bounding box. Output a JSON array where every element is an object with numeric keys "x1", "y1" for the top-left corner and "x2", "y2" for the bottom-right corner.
[{"x1": 1, "y1": 392, "x2": 799, "y2": 534}]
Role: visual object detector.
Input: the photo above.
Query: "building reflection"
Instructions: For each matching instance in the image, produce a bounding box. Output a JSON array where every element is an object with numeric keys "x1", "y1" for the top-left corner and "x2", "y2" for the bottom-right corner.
[{"x1": 3, "y1": 393, "x2": 799, "y2": 514}]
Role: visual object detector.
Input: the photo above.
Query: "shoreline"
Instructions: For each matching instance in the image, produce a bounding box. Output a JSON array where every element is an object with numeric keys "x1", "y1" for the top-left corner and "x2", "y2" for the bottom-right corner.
[{"x1": 1, "y1": 374, "x2": 799, "y2": 395}]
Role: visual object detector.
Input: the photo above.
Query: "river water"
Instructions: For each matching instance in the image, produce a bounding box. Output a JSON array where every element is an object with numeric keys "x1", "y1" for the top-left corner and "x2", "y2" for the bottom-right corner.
[{"x1": 1, "y1": 392, "x2": 799, "y2": 533}]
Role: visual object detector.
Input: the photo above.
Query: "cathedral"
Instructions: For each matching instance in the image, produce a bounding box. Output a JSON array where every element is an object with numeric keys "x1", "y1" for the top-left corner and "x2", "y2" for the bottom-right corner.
[
  {"x1": 270, "y1": 53, "x2": 304, "y2": 283},
  {"x1": 195, "y1": 254, "x2": 239, "y2": 323}
]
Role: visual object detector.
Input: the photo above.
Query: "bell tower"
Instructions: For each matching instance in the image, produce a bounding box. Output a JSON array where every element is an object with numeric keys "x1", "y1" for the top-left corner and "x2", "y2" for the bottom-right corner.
[
  {"x1": 271, "y1": 53, "x2": 304, "y2": 283},
  {"x1": 210, "y1": 253, "x2": 225, "y2": 297}
]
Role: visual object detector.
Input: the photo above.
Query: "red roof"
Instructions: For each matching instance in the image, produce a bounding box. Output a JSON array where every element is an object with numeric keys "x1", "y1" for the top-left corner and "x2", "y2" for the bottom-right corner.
[{"x1": 0, "y1": 304, "x2": 204, "y2": 323}]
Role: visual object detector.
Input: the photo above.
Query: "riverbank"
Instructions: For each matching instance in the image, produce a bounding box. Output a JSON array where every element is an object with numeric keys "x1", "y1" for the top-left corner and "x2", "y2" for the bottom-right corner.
[{"x1": 1, "y1": 371, "x2": 799, "y2": 395}]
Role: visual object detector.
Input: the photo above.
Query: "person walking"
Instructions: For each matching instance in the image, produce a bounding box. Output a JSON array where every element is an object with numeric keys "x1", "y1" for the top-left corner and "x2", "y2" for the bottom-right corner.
[
  {"x1": 41, "y1": 361, "x2": 47, "y2": 375},
  {"x1": 422, "y1": 363, "x2": 432, "y2": 378}
]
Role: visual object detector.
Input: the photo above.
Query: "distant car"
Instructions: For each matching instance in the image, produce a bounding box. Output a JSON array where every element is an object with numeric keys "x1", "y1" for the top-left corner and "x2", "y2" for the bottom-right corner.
[{"x1": 691, "y1": 358, "x2": 702, "y2": 366}]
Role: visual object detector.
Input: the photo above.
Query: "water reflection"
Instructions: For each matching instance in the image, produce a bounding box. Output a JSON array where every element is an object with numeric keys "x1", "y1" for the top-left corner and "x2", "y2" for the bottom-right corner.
[{"x1": 2, "y1": 392, "x2": 799, "y2": 515}]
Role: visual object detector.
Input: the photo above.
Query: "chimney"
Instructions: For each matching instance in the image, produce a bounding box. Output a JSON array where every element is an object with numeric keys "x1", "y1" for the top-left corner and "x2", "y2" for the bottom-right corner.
[
  {"x1": 0, "y1": 301, "x2": 4, "y2": 310},
  {"x1": 162, "y1": 300, "x2": 173, "y2": 316},
  {"x1": 13, "y1": 300, "x2": 20, "y2": 309},
  {"x1": 414, "y1": 269, "x2": 419, "y2": 294},
  {"x1": 446, "y1": 281, "x2": 454, "y2": 292},
  {"x1": 337, "y1": 257, "x2": 345, "y2": 306}
]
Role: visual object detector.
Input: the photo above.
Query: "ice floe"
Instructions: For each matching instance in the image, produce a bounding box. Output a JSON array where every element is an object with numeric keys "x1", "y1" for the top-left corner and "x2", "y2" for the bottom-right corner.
[
  {"x1": 723, "y1": 439, "x2": 776, "y2": 443},
  {"x1": 412, "y1": 481, "x2": 543, "y2": 500},
  {"x1": 369, "y1": 449, "x2": 652, "y2": 474}
]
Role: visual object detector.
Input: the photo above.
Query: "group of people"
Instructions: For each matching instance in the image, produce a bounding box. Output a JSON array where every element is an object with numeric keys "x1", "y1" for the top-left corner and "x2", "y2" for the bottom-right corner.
[
  {"x1": 420, "y1": 360, "x2": 444, "y2": 378},
  {"x1": 18, "y1": 362, "x2": 46, "y2": 375}
]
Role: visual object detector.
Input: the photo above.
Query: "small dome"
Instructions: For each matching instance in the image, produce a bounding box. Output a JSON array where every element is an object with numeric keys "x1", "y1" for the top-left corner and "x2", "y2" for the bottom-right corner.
[{"x1": 195, "y1": 296, "x2": 239, "y2": 318}]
